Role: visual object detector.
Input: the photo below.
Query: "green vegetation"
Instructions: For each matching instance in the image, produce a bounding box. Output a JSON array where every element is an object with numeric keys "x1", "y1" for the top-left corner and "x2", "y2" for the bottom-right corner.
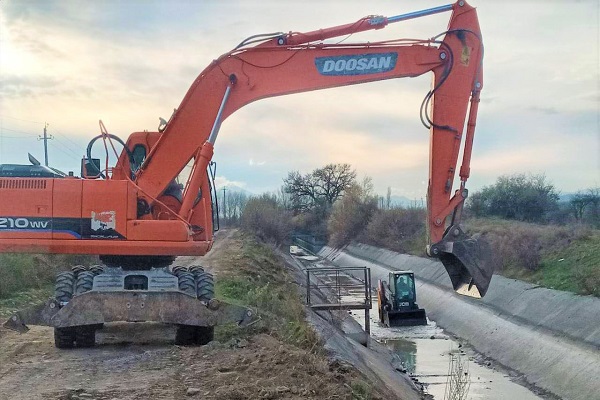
[
  {"x1": 350, "y1": 381, "x2": 374, "y2": 400},
  {"x1": 240, "y1": 164, "x2": 599, "y2": 298},
  {"x1": 541, "y1": 235, "x2": 600, "y2": 295},
  {"x1": 0, "y1": 286, "x2": 53, "y2": 319},
  {"x1": 468, "y1": 173, "x2": 559, "y2": 223},
  {"x1": 241, "y1": 194, "x2": 292, "y2": 245},
  {"x1": 0, "y1": 253, "x2": 95, "y2": 299},
  {"x1": 0, "y1": 253, "x2": 42, "y2": 298},
  {"x1": 506, "y1": 234, "x2": 600, "y2": 296},
  {"x1": 214, "y1": 231, "x2": 319, "y2": 349},
  {"x1": 465, "y1": 218, "x2": 599, "y2": 296},
  {"x1": 0, "y1": 253, "x2": 98, "y2": 321}
]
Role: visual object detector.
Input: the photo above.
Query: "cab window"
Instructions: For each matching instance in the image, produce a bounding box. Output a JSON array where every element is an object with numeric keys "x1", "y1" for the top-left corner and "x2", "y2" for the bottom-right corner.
[{"x1": 395, "y1": 275, "x2": 414, "y2": 300}]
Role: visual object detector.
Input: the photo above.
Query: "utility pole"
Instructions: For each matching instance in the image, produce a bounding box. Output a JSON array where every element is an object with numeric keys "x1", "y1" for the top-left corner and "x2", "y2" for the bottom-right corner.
[
  {"x1": 222, "y1": 187, "x2": 227, "y2": 223},
  {"x1": 38, "y1": 122, "x2": 53, "y2": 166}
]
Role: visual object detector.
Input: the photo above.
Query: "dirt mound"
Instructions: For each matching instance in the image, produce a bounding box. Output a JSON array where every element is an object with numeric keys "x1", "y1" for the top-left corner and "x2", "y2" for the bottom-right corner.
[
  {"x1": 0, "y1": 327, "x2": 379, "y2": 400},
  {"x1": 177, "y1": 334, "x2": 379, "y2": 400},
  {"x1": 0, "y1": 230, "x2": 386, "y2": 400}
]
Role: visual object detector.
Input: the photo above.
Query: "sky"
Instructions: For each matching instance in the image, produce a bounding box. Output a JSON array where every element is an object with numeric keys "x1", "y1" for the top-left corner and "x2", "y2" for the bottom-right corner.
[{"x1": 0, "y1": 0, "x2": 598, "y2": 200}]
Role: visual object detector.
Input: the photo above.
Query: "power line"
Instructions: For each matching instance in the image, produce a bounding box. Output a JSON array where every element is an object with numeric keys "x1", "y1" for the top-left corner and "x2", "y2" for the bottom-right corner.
[
  {"x1": 48, "y1": 141, "x2": 81, "y2": 163},
  {"x1": 53, "y1": 129, "x2": 86, "y2": 151},
  {"x1": 0, "y1": 115, "x2": 43, "y2": 124},
  {"x1": 52, "y1": 137, "x2": 83, "y2": 159},
  {"x1": 0, "y1": 127, "x2": 39, "y2": 137}
]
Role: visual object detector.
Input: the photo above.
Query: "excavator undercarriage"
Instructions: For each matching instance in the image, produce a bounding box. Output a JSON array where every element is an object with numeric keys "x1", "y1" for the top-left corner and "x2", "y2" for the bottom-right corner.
[{"x1": 5, "y1": 264, "x2": 253, "y2": 348}]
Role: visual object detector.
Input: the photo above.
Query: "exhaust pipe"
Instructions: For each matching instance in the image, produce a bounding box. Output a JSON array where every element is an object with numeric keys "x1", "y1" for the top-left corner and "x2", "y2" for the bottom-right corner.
[{"x1": 428, "y1": 225, "x2": 494, "y2": 298}]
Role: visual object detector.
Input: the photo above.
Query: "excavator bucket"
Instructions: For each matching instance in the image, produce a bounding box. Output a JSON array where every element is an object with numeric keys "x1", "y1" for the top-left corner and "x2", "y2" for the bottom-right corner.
[
  {"x1": 385, "y1": 308, "x2": 427, "y2": 327},
  {"x1": 431, "y1": 226, "x2": 494, "y2": 298}
]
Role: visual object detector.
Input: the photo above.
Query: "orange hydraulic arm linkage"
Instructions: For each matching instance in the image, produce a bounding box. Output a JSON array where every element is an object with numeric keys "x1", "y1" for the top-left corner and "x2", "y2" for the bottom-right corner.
[{"x1": 132, "y1": 1, "x2": 492, "y2": 297}]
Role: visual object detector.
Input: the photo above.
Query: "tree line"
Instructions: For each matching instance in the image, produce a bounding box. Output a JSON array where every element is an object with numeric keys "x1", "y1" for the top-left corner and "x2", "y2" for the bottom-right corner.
[{"x1": 225, "y1": 164, "x2": 599, "y2": 246}]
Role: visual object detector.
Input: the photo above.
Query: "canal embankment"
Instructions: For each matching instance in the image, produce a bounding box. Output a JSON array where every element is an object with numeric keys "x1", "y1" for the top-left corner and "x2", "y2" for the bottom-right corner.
[{"x1": 319, "y1": 243, "x2": 600, "y2": 400}]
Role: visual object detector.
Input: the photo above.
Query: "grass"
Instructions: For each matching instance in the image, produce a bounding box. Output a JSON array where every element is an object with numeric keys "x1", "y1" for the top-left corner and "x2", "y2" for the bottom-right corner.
[
  {"x1": 0, "y1": 232, "x2": 321, "y2": 348},
  {"x1": 465, "y1": 218, "x2": 600, "y2": 297},
  {"x1": 213, "y1": 231, "x2": 320, "y2": 349},
  {"x1": 0, "y1": 253, "x2": 96, "y2": 299},
  {"x1": 0, "y1": 286, "x2": 53, "y2": 319},
  {"x1": 0, "y1": 253, "x2": 97, "y2": 322},
  {"x1": 213, "y1": 233, "x2": 385, "y2": 397},
  {"x1": 347, "y1": 213, "x2": 599, "y2": 297},
  {"x1": 350, "y1": 381, "x2": 374, "y2": 400},
  {"x1": 532, "y1": 235, "x2": 600, "y2": 295}
]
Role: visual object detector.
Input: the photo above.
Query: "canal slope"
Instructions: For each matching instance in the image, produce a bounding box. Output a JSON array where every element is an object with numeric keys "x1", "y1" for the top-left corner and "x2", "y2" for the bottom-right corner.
[{"x1": 320, "y1": 244, "x2": 600, "y2": 400}]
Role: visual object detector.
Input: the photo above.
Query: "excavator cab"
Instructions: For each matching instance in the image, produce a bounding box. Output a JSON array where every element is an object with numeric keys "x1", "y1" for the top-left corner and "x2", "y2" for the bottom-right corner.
[{"x1": 378, "y1": 271, "x2": 427, "y2": 327}]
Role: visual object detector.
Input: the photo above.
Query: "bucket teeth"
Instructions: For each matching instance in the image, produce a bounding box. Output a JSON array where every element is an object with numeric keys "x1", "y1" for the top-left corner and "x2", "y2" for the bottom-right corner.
[
  {"x1": 3, "y1": 312, "x2": 29, "y2": 333},
  {"x1": 430, "y1": 225, "x2": 494, "y2": 298}
]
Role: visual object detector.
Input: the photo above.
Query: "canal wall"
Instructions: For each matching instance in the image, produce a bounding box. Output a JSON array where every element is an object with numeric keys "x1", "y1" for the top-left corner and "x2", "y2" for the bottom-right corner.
[{"x1": 319, "y1": 243, "x2": 600, "y2": 400}]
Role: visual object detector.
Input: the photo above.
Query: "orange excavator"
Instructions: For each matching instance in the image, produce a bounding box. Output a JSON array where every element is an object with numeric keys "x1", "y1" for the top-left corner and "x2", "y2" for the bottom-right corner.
[{"x1": 2, "y1": 1, "x2": 492, "y2": 347}]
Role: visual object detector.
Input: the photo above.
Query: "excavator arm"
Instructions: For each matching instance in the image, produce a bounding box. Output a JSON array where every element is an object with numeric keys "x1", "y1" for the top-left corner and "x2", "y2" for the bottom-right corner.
[
  {"x1": 0, "y1": 1, "x2": 492, "y2": 298},
  {"x1": 134, "y1": 1, "x2": 492, "y2": 296}
]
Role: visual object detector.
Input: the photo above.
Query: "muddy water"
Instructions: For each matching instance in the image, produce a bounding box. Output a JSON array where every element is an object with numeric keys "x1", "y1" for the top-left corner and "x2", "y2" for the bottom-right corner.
[
  {"x1": 349, "y1": 303, "x2": 543, "y2": 399},
  {"x1": 299, "y1": 257, "x2": 544, "y2": 400}
]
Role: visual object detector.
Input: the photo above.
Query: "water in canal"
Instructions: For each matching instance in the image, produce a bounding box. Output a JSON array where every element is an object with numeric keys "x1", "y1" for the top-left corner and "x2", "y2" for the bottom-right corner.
[
  {"x1": 312, "y1": 263, "x2": 544, "y2": 399},
  {"x1": 349, "y1": 302, "x2": 542, "y2": 399}
]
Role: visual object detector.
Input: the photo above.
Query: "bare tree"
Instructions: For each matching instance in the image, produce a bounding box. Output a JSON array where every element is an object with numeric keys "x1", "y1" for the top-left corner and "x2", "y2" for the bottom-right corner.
[
  {"x1": 284, "y1": 163, "x2": 356, "y2": 212},
  {"x1": 328, "y1": 177, "x2": 378, "y2": 247},
  {"x1": 241, "y1": 194, "x2": 291, "y2": 244},
  {"x1": 571, "y1": 192, "x2": 590, "y2": 222},
  {"x1": 221, "y1": 190, "x2": 248, "y2": 226},
  {"x1": 571, "y1": 187, "x2": 600, "y2": 226},
  {"x1": 313, "y1": 163, "x2": 356, "y2": 205},
  {"x1": 276, "y1": 185, "x2": 293, "y2": 209},
  {"x1": 386, "y1": 186, "x2": 392, "y2": 210}
]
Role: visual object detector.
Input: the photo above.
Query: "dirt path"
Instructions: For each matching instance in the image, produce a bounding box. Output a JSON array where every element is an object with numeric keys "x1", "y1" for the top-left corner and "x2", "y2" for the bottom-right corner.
[{"x1": 0, "y1": 230, "x2": 385, "y2": 400}]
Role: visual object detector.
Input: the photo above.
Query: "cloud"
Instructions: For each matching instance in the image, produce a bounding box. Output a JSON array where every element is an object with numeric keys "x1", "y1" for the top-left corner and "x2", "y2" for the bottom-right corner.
[
  {"x1": 214, "y1": 176, "x2": 247, "y2": 190},
  {"x1": 0, "y1": 75, "x2": 61, "y2": 98},
  {"x1": 0, "y1": 0, "x2": 598, "y2": 199}
]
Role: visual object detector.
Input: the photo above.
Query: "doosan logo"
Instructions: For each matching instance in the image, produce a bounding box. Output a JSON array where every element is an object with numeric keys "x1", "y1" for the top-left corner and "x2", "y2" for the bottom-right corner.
[{"x1": 315, "y1": 53, "x2": 398, "y2": 76}]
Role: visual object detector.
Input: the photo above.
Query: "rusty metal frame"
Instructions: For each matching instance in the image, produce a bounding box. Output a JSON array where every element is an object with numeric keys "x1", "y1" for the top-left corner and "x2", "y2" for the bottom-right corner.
[{"x1": 305, "y1": 266, "x2": 372, "y2": 334}]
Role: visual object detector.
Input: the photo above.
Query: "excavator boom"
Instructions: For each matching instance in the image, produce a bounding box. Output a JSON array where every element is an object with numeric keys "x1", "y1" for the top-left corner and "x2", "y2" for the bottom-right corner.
[{"x1": 0, "y1": 1, "x2": 493, "y2": 302}]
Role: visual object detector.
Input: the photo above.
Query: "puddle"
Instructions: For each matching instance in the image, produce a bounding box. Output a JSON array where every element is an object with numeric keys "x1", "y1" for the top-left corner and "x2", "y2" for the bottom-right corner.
[{"x1": 348, "y1": 298, "x2": 543, "y2": 399}]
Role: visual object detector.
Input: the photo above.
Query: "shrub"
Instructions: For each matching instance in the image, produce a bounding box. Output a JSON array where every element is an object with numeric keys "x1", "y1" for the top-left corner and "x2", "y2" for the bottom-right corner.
[
  {"x1": 361, "y1": 208, "x2": 426, "y2": 254},
  {"x1": 465, "y1": 218, "x2": 592, "y2": 272},
  {"x1": 467, "y1": 173, "x2": 559, "y2": 223},
  {"x1": 328, "y1": 180, "x2": 378, "y2": 248},
  {"x1": 241, "y1": 194, "x2": 292, "y2": 245},
  {"x1": 291, "y1": 205, "x2": 329, "y2": 239}
]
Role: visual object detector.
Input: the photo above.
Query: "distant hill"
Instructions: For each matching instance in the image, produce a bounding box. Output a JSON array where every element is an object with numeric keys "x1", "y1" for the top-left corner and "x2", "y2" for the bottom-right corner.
[
  {"x1": 388, "y1": 195, "x2": 425, "y2": 208},
  {"x1": 216, "y1": 183, "x2": 254, "y2": 197},
  {"x1": 559, "y1": 193, "x2": 576, "y2": 203}
]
